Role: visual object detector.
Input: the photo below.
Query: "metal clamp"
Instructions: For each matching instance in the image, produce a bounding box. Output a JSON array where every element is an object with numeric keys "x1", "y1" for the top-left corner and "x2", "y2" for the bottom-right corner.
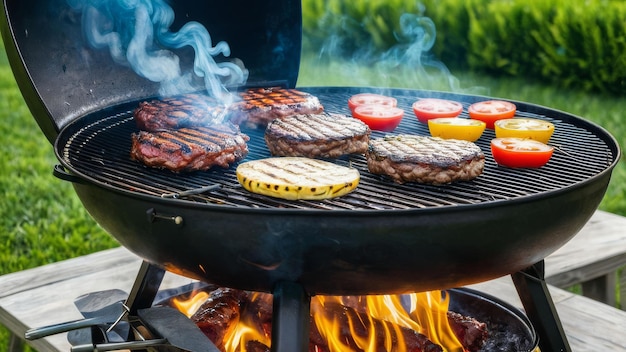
[{"x1": 146, "y1": 208, "x2": 183, "y2": 226}]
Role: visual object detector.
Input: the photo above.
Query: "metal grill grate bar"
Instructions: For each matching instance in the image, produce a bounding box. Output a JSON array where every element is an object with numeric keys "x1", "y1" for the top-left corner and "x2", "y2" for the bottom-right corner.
[{"x1": 59, "y1": 88, "x2": 615, "y2": 211}]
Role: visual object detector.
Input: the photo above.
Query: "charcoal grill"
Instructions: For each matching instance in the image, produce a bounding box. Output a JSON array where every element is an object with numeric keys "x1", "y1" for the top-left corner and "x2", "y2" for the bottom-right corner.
[{"x1": 1, "y1": 0, "x2": 621, "y2": 351}]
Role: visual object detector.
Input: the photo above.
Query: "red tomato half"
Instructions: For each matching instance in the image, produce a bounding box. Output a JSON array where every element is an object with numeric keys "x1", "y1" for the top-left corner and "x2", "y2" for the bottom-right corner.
[
  {"x1": 348, "y1": 93, "x2": 397, "y2": 111},
  {"x1": 491, "y1": 137, "x2": 554, "y2": 168},
  {"x1": 412, "y1": 98, "x2": 463, "y2": 124},
  {"x1": 468, "y1": 100, "x2": 517, "y2": 129},
  {"x1": 352, "y1": 104, "x2": 404, "y2": 132}
]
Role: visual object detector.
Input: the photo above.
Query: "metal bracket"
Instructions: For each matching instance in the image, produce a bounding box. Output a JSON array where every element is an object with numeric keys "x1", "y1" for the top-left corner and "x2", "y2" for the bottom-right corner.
[
  {"x1": 146, "y1": 208, "x2": 184, "y2": 226},
  {"x1": 125, "y1": 261, "x2": 166, "y2": 316},
  {"x1": 511, "y1": 260, "x2": 572, "y2": 352}
]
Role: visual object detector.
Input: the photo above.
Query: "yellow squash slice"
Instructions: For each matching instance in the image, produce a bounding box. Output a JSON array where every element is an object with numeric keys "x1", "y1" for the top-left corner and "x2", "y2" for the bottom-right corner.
[{"x1": 236, "y1": 157, "x2": 360, "y2": 200}]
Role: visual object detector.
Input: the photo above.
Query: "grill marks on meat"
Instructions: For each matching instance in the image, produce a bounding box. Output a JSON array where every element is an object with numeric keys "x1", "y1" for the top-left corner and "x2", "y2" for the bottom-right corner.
[
  {"x1": 232, "y1": 87, "x2": 324, "y2": 128},
  {"x1": 264, "y1": 113, "x2": 371, "y2": 158},
  {"x1": 131, "y1": 93, "x2": 250, "y2": 172},
  {"x1": 130, "y1": 88, "x2": 324, "y2": 171},
  {"x1": 130, "y1": 124, "x2": 249, "y2": 172},
  {"x1": 135, "y1": 88, "x2": 324, "y2": 130},
  {"x1": 133, "y1": 94, "x2": 227, "y2": 131},
  {"x1": 366, "y1": 135, "x2": 485, "y2": 185}
]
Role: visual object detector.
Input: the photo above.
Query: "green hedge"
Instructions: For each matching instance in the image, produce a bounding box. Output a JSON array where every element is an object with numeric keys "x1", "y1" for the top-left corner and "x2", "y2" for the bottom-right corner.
[
  {"x1": 302, "y1": 0, "x2": 424, "y2": 56},
  {"x1": 302, "y1": 0, "x2": 626, "y2": 94}
]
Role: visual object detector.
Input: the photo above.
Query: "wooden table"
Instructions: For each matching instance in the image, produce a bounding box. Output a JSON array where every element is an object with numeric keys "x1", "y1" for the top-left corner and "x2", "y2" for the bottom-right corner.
[{"x1": 2, "y1": 211, "x2": 626, "y2": 352}]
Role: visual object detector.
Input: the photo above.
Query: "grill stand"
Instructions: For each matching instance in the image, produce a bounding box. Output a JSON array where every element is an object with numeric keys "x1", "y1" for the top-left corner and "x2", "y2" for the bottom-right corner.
[
  {"x1": 271, "y1": 282, "x2": 310, "y2": 352},
  {"x1": 512, "y1": 261, "x2": 571, "y2": 352},
  {"x1": 122, "y1": 260, "x2": 570, "y2": 352}
]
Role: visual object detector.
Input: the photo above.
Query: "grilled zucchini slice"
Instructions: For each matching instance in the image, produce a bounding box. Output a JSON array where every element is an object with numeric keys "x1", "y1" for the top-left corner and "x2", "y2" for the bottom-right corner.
[{"x1": 236, "y1": 157, "x2": 360, "y2": 200}]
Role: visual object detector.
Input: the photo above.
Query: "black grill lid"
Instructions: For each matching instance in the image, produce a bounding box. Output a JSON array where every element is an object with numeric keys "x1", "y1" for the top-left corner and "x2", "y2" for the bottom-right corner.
[{"x1": 0, "y1": 0, "x2": 302, "y2": 143}]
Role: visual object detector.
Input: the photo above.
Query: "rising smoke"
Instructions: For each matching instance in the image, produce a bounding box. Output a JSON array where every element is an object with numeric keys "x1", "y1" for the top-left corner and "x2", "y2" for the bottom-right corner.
[
  {"x1": 308, "y1": 6, "x2": 485, "y2": 95},
  {"x1": 66, "y1": 0, "x2": 248, "y2": 103}
]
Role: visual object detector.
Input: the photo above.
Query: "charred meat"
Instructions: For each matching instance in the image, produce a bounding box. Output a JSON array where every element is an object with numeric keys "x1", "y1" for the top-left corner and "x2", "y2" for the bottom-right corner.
[
  {"x1": 366, "y1": 135, "x2": 485, "y2": 185},
  {"x1": 133, "y1": 93, "x2": 228, "y2": 131},
  {"x1": 447, "y1": 311, "x2": 489, "y2": 352},
  {"x1": 189, "y1": 288, "x2": 489, "y2": 352},
  {"x1": 190, "y1": 288, "x2": 248, "y2": 352},
  {"x1": 231, "y1": 87, "x2": 324, "y2": 128},
  {"x1": 130, "y1": 123, "x2": 249, "y2": 172},
  {"x1": 264, "y1": 113, "x2": 371, "y2": 159}
]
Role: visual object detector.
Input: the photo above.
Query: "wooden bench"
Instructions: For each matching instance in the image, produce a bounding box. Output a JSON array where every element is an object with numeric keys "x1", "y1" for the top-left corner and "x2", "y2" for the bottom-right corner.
[
  {"x1": 2, "y1": 210, "x2": 626, "y2": 351},
  {"x1": 544, "y1": 210, "x2": 626, "y2": 308}
]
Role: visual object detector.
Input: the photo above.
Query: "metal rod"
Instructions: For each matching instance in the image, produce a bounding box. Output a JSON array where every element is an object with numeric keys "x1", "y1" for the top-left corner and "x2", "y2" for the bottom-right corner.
[
  {"x1": 511, "y1": 261, "x2": 571, "y2": 352},
  {"x1": 271, "y1": 281, "x2": 311, "y2": 352},
  {"x1": 160, "y1": 184, "x2": 222, "y2": 199},
  {"x1": 125, "y1": 261, "x2": 166, "y2": 316}
]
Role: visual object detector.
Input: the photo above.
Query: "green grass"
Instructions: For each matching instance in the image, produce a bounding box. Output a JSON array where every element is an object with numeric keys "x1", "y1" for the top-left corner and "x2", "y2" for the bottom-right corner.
[
  {"x1": 1, "y1": 48, "x2": 625, "y2": 349},
  {"x1": 0, "y1": 62, "x2": 117, "y2": 274},
  {"x1": 0, "y1": 40, "x2": 117, "y2": 351}
]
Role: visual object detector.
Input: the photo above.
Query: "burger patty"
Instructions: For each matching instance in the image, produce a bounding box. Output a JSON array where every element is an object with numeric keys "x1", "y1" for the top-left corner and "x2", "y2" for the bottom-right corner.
[
  {"x1": 133, "y1": 93, "x2": 227, "y2": 131},
  {"x1": 231, "y1": 87, "x2": 324, "y2": 128},
  {"x1": 130, "y1": 124, "x2": 249, "y2": 172},
  {"x1": 264, "y1": 113, "x2": 371, "y2": 158},
  {"x1": 366, "y1": 135, "x2": 485, "y2": 185}
]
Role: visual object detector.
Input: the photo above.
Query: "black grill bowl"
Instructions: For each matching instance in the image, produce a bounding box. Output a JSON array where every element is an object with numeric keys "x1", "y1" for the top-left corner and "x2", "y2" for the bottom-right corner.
[{"x1": 53, "y1": 87, "x2": 620, "y2": 296}]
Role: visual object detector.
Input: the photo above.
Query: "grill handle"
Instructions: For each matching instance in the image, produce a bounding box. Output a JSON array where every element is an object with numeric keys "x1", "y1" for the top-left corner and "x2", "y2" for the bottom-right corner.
[{"x1": 53, "y1": 164, "x2": 87, "y2": 184}]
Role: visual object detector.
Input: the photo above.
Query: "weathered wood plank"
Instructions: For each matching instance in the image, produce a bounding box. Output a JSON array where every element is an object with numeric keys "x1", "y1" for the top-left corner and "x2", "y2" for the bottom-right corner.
[
  {"x1": 0, "y1": 249, "x2": 195, "y2": 352},
  {"x1": 581, "y1": 273, "x2": 616, "y2": 306},
  {"x1": 0, "y1": 247, "x2": 138, "y2": 299},
  {"x1": 620, "y1": 268, "x2": 626, "y2": 310},
  {"x1": 468, "y1": 277, "x2": 626, "y2": 351},
  {"x1": 544, "y1": 210, "x2": 626, "y2": 288}
]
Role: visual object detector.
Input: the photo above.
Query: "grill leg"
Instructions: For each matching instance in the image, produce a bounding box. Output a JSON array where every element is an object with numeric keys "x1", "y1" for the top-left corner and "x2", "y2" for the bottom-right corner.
[
  {"x1": 511, "y1": 261, "x2": 571, "y2": 352},
  {"x1": 271, "y1": 281, "x2": 311, "y2": 352},
  {"x1": 125, "y1": 261, "x2": 166, "y2": 315}
]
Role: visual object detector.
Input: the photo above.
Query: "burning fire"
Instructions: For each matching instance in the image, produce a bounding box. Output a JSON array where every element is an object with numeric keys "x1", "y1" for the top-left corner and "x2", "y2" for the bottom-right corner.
[{"x1": 172, "y1": 289, "x2": 465, "y2": 352}]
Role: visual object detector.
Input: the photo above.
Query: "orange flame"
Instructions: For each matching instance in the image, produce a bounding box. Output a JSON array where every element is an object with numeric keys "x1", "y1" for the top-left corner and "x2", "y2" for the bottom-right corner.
[
  {"x1": 311, "y1": 292, "x2": 463, "y2": 352},
  {"x1": 173, "y1": 289, "x2": 464, "y2": 352},
  {"x1": 171, "y1": 291, "x2": 209, "y2": 318},
  {"x1": 223, "y1": 292, "x2": 271, "y2": 352}
]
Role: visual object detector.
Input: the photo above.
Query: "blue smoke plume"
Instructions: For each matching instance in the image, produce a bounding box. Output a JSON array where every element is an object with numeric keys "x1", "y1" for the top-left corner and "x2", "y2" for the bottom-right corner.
[{"x1": 67, "y1": 0, "x2": 248, "y2": 103}]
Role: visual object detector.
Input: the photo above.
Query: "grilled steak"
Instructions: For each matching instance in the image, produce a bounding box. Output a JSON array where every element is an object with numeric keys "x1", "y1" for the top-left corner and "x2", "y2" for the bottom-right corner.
[
  {"x1": 133, "y1": 93, "x2": 227, "y2": 131},
  {"x1": 231, "y1": 87, "x2": 324, "y2": 128},
  {"x1": 264, "y1": 113, "x2": 371, "y2": 158},
  {"x1": 130, "y1": 123, "x2": 249, "y2": 172},
  {"x1": 366, "y1": 135, "x2": 485, "y2": 185}
]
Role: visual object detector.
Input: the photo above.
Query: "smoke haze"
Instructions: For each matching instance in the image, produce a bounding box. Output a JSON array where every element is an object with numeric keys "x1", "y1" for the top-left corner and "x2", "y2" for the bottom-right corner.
[{"x1": 67, "y1": 0, "x2": 248, "y2": 103}]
